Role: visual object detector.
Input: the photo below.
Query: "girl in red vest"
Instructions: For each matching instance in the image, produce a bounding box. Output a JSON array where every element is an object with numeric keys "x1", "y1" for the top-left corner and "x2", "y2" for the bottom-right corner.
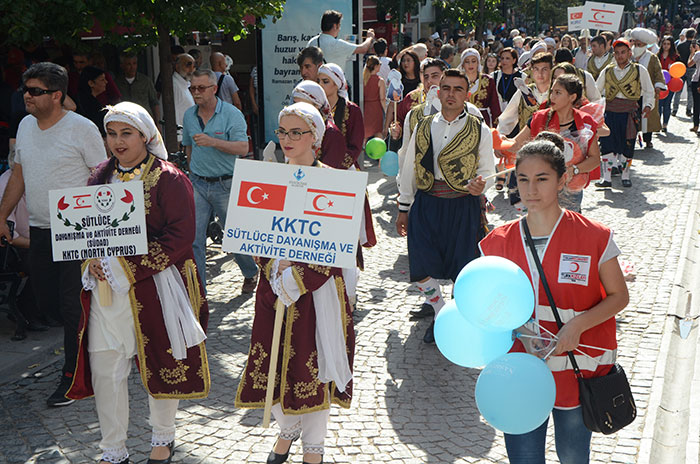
[
  {"x1": 479, "y1": 138, "x2": 629, "y2": 464},
  {"x1": 508, "y1": 74, "x2": 601, "y2": 213}
]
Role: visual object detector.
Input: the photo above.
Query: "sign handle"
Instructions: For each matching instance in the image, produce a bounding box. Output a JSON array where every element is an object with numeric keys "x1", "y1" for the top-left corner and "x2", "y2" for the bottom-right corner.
[
  {"x1": 98, "y1": 279, "x2": 112, "y2": 307},
  {"x1": 393, "y1": 100, "x2": 397, "y2": 125},
  {"x1": 483, "y1": 166, "x2": 515, "y2": 181},
  {"x1": 262, "y1": 298, "x2": 285, "y2": 427}
]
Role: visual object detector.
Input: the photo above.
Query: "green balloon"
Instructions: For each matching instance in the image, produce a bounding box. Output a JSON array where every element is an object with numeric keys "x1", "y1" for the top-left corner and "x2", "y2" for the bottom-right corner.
[{"x1": 365, "y1": 137, "x2": 387, "y2": 159}]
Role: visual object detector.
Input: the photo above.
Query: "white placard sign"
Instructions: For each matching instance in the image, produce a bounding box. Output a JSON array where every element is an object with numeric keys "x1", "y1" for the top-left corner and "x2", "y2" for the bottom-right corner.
[
  {"x1": 49, "y1": 182, "x2": 148, "y2": 262},
  {"x1": 583, "y1": 1, "x2": 624, "y2": 32},
  {"x1": 568, "y1": 6, "x2": 585, "y2": 31},
  {"x1": 222, "y1": 160, "x2": 368, "y2": 269}
]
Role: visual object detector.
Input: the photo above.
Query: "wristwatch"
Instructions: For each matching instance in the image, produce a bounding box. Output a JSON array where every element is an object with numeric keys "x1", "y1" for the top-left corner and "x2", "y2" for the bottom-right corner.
[{"x1": 572, "y1": 164, "x2": 580, "y2": 175}]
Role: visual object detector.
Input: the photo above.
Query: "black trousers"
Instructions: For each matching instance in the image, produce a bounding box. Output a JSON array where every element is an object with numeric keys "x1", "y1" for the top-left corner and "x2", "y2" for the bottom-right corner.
[{"x1": 29, "y1": 227, "x2": 82, "y2": 376}]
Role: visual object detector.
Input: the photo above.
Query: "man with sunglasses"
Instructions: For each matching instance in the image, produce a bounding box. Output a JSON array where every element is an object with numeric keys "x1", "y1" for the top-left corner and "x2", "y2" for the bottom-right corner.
[
  {"x1": 0, "y1": 62, "x2": 106, "y2": 407},
  {"x1": 182, "y1": 69, "x2": 258, "y2": 295}
]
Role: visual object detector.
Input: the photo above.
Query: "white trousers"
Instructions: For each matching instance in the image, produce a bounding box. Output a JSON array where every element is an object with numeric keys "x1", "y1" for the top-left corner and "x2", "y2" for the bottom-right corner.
[
  {"x1": 90, "y1": 349, "x2": 179, "y2": 463},
  {"x1": 271, "y1": 403, "x2": 330, "y2": 455}
]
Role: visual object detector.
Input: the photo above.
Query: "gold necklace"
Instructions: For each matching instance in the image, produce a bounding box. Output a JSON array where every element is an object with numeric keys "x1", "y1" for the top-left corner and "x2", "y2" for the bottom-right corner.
[{"x1": 113, "y1": 154, "x2": 149, "y2": 182}]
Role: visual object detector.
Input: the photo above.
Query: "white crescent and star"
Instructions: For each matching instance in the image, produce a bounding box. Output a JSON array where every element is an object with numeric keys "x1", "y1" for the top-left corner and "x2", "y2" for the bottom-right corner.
[
  {"x1": 246, "y1": 186, "x2": 269, "y2": 205},
  {"x1": 312, "y1": 194, "x2": 334, "y2": 211}
]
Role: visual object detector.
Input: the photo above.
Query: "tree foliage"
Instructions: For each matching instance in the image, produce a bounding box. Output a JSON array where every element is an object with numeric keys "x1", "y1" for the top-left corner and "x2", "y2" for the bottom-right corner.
[{"x1": 433, "y1": 0, "x2": 502, "y2": 37}]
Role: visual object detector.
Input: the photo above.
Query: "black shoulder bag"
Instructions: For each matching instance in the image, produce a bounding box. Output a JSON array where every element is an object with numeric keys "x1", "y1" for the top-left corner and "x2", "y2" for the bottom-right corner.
[{"x1": 521, "y1": 218, "x2": 636, "y2": 435}]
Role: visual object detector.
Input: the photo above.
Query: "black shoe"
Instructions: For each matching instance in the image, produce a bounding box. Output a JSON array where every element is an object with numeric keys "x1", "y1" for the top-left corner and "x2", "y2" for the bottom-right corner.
[
  {"x1": 267, "y1": 436, "x2": 298, "y2": 464},
  {"x1": 409, "y1": 303, "x2": 435, "y2": 319},
  {"x1": 645, "y1": 142, "x2": 653, "y2": 149},
  {"x1": 98, "y1": 458, "x2": 130, "y2": 464},
  {"x1": 621, "y1": 179, "x2": 632, "y2": 188},
  {"x1": 27, "y1": 321, "x2": 50, "y2": 332},
  {"x1": 47, "y1": 374, "x2": 75, "y2": 407},
  {"x1": 302, "y1": 459, "x2": 323, "y2": 464},
  {"x1": 611, "y1": 166, "x2": 621, "y2": 176},
  {"x1": 241, "y1": 276, "x2": 257, "y2": 294},
  {"x1": 672, "y1": 109, "x2": 677, "y2": 116},
  {"x1": 147, "y1": 442, "x2": 174, "y2": 464},
  {"x1": 423, "y1": 321, "x2": 435, "y2": 344},
  {"x1": 595, "y1": 180, "x2": 612, "y2": 188}
]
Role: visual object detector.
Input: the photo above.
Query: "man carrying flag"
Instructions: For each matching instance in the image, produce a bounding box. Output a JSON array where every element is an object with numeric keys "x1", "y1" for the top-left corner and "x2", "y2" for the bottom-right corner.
[{"x1": 396, "y1": 68, "x2": 495, "y2": 344}]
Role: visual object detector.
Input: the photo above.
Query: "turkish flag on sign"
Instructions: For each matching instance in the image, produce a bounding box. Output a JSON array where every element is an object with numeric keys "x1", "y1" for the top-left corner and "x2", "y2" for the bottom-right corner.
[
  {"x1": 303, "y1": 188, "x2": 356, "y2": 220},
  {"x1": 237, "y1": 181, "x2": 287, "y2": 211}
]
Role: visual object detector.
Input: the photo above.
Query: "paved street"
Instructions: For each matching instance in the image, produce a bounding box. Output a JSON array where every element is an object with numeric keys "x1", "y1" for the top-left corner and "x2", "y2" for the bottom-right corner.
[{"x1": 1, "y1": 113, "x2": 700, "y2": 464}]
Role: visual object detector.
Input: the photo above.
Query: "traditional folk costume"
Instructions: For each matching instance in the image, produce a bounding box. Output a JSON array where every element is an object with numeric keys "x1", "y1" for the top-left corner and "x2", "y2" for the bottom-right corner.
[
  {"x1": 67, "y1": 103, "x2": 209, "y2": 464},
  {"x1": 460, "y1": 49, "x2": 502, "y2": 127},
  {"x1": 586, "y1": 51, "x2": 614, "y2": 81},
  {"x1": 493, "y1": 68, "x2": 524, "y2": 112},
  {"x1": 596, "y1": 43, "x2": 655, "y2": 186},
  {"x1": 319, "y1": 64, "x2": 364, "y2": 170},
  {"x1": 292, "y1": 81, "x2": 377, "y2": 300},
  {"x1": 479, "y1": 210, "x2": 619, "y2": 408},
  {"x1": 398, "y1": 104, "x2": 494, "y2": 335},
  {"x1": 236, "y1": 104, "x2": 355, "y2": 459},
  {"x1": 529, "y1": 108, "x2": 600, "y2": 212},
  {"x1": 631, "y1": 28, "x2": 667, "y2": 145}
]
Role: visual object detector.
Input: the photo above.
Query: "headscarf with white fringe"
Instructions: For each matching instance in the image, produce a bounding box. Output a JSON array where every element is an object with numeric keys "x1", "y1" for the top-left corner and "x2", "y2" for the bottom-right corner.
[
  {"x1": 104, "y1": 101, "x2": 168, "y2": 160},
  {"x1": 278, "y1": 102, "x2": 326, "y2": 150},
  {"x1": 318, "y1": 63, "x2": 349, "y2": 99}
]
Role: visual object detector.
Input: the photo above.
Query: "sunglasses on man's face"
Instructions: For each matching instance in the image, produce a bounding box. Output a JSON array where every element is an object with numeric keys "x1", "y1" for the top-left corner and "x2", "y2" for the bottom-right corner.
[{"x1": 23, "y1": 86, "x2": 59, "y2": 97}]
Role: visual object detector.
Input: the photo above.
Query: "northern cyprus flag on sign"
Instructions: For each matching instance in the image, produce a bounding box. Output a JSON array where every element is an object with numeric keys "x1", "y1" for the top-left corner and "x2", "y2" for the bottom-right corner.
[
  {"x1": 582, "y1": 1, "x2": 624, "y2": 32},
  {"x1": 222, "y1": 160, "x2": 368, "y2": 268}
]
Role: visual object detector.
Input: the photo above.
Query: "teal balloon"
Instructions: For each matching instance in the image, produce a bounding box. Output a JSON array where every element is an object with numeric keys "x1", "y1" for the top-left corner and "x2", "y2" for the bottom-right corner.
[
  {"x1": 380, "y1": 151, "x2": 400, "y2": 176},
  {"x1": 365, "y1": 137, "x2": 387, "y2": 159},
  {"x1": 454, "y1": 256, "x2": 534, "y2": 333},
  {"x1": 434, "y1": 300, "x2": 514, "y2": 368},
  {"x1": 475, "y1": 353, "x2": 556, "y2": 434}
]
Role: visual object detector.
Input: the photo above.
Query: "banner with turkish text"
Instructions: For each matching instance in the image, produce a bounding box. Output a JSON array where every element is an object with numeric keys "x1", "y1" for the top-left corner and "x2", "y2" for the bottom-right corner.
[
  {"x1": 49, "y1": 182, "x2": 148, "y2": 262},
  {"x1": 582, "y1": 1, "x2": 624, "y2": 32},
  {"x1": 222, "y1": 160, "x2": 368, "y2": 268}
]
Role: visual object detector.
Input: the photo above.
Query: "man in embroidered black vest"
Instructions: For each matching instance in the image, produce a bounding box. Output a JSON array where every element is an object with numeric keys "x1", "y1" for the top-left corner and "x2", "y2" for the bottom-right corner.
[
  {"x1": 595, "y1": 38, "x2": 654, "y2": 188},
  {"x1": 396, "y1": 68, "x2": 495, "y2": 344}
]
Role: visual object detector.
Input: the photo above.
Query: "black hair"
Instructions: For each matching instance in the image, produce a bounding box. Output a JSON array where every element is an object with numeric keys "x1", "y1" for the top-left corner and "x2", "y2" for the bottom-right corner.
[
  {"x1": 374, "y1": 38, "x2": 388, "y2": 55},
  {"x1": 321, "y1": 10, "x2": 342, "y2": 32},
  {"x1": 531, "y1": 52, "x2": 554, "y2": 67},
  {"x1": 554, "y1": 48, "x2": 574, "y2": 64},
  {"x1": 591, "y1": 35, "x2": 606, "y2": 47},
  {"x1": 534, "y1": 131, "x2": 565, "y2": 151},
  {"x1": 171, "y1": 45, "x2": 185, "y2": 55},
  {"x1": 78, "y1": 66, "x2": 105, "y2": 96},
  {"x1": 188, "y1": 49, "x2": 201, "y2": 59},
  {"x1": 483, "y1": 53, "x2": 499, "y2": 73},
  {"x1": 440, "y1": 68, "x2": 469, "y2": 85},
  {"x1": 658, "y1": 35, "x2": 678, "y2": 59},
  {"x1": 421, "y1": 57, "x2": 447, "y2": 73},
  {"x1": 687, "y1": 29, "x2": 697, "y2": 40},
  {"x1": 399, "y1": 51, "x2": 421, "y2": 79},
  {"x1": 22, "y1": 62, "x2": 69, "y2": 104},
  {"x1": 500, "y1": 47, "x2": 518, "y2": 61},
  {"x1": 516, "y1": 139, "x2": 566, "y2": 178},
  {"x1": 297, "y1": 47, "x2": 324, "y2": 67},
  {"x1": 333, "y1": 97, "x2": 346, "y2": 131}
]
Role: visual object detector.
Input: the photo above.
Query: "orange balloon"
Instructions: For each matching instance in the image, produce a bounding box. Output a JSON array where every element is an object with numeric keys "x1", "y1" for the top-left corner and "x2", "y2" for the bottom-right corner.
[
  {"x1": 669, "y1": 62, "x2": 686, "y2": 79},
  {"x1": 491, "y1": 128, "x2": 515, "y2": 151},
  {"x1": 668, "y1": 77, "x2": 684, "y2": 93}
]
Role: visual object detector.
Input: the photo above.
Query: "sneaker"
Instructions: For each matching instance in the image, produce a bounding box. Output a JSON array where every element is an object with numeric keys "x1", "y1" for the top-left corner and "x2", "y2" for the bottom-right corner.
[
  {"x1": 241, "y1": 276, "x2": 257, "y2": 294},
  {"x1": 47, "y1": 374, "x2": 75, "y2": 407}
]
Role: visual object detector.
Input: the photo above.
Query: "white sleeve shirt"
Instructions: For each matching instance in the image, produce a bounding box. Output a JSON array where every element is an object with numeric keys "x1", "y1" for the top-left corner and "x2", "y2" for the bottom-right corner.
[{"x1": 596, "y1": 63, "x2": 654, "y2": 110}]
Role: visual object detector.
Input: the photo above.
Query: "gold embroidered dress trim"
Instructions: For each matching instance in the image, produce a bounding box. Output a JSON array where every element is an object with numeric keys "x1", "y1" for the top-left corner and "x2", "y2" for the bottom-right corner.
[{"x1": 604, "y1": 64, "x2": 641, "y2": 101}]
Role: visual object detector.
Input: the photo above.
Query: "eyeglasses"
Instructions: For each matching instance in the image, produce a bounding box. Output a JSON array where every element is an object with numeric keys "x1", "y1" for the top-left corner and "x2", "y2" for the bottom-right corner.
[
  {"x1": 189, "y1": 85, "x2": 214, "y2": 93},
  {"x1": 275, "y1": 128, "x2": 312, "y2": 141},
  {"x1": 22, "y1": 86, "x2": 59, "y2": 97}
]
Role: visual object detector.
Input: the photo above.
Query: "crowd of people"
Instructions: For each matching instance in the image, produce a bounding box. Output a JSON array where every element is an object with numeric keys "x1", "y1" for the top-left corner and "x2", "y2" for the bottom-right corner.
[{"x1": 0, "y1": 8, "x2": 696, "y2": 464}]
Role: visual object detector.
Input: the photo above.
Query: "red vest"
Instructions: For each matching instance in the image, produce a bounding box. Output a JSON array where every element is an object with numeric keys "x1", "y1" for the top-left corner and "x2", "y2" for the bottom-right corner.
[
  {"x1": 479, "y1": 210, "x2": 617, "y2": 408},
  {"x1": 530, "y1": 108, "x2": 601, "y2": 182}
]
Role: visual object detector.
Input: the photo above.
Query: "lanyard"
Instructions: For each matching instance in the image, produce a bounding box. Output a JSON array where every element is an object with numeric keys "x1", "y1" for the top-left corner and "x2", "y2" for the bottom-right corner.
[{"x1": 499, "y1": 72, "x2": 516, "y2": 98}]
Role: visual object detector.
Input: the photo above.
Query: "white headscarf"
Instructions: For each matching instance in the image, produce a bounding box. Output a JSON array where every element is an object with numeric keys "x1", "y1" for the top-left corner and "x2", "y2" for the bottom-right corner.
[
  {"x1": 278, "y1": 102, "x2": 326, "y2": 150},
  {"x1": 318, "y1": 63, "x2": 349, "y2": 99},
  {"x1": 104, "y1": 102, "x2": 168, "y2": 160},
  {"x1": 292, "y1": 80, "x2": 331, "y2": 119},
  {"x1": 460, "y1": 48, "x2": 481, "y2": 68},
  {"x1": 530, "y1": 40, "x2": 547, "y2": 58}
]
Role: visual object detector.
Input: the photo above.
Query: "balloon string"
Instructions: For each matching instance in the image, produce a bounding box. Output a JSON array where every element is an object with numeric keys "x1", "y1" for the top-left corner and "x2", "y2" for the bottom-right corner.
[{"x1": 519, "y1": 329, "x2": 615, "y2": 354}]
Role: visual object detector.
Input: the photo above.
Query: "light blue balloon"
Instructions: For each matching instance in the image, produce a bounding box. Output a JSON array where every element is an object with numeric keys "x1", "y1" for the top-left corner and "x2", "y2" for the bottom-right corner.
[
  {"x1": 475, "y1": 352, "x2": 556, "y2": 435},
  {"x1": 435, "y1": 300, "x2": 514, "y2": 368},
  {"x1": 454, "y1": 256, "x2": 534, "y2": 333},
  {"x1": 380, "y1": 151, "x2": 399, "y2": 177}
]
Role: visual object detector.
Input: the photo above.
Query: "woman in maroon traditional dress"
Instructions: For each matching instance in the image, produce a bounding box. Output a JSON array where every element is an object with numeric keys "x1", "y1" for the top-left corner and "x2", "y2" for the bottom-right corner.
[
  {"x1": 318, "y1": 63, "x2": 364, "y2": 168},
  {"x1": 459, "y1": 48, "x2": 502, "y2": 127},
  {"x1": 236, "y1": 102, "x2": 355, "y2": 464},
  {"x1": 67, "y1": 102, "x2": 209, "y2": 464},
  {"x1": 291, "y1": 80, "x2": 349, "y2": 169}
]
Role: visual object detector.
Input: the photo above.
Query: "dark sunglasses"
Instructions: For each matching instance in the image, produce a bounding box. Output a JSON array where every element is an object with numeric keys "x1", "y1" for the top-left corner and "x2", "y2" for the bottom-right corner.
[{"x1": 22, "y1": 86, "x2": 59, "y2": 96}]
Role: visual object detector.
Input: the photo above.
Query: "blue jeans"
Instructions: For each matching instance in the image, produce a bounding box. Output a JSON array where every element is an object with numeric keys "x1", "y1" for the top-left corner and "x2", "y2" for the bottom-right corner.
[
  {"x1": 673, "y1": 68, "x2": 695, "y2": 113},
  {"x1": 659, "y1": 92, "x2": 674, "y2": 126},
  {"x1": 190, "y1": 174, "x2": 258, "y2": 290},
  {"x1": 504, "y1": 407, "x2": 592, "y2": 464}
]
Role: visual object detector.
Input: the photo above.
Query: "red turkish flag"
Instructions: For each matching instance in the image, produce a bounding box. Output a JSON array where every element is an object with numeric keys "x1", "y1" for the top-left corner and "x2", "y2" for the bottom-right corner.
[
  {"x1": 237, "y1": 181, "x2": 287, "y2": 211},
  {"x1": 303, "y1": 188, "x2": 356, "y2": 220}
]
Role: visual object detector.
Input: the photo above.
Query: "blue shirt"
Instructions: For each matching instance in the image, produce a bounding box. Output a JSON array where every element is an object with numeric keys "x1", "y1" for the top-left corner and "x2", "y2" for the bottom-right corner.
[{"x1": 182, "y1": 97, "x2": 247, "y2": 177}]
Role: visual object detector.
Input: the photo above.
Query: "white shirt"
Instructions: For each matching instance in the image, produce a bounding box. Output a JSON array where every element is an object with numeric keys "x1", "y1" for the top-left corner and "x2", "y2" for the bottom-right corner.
[
  {"x1": 497, "y1": 87, "x2": 549, "y2": 136},
  {"x1": 636, "y1": 51, "x2": 668, "y2": 89},
  {"x1": 307, "y1": 33, "x2": 358, "y2": 76},
  {"x1": 595, "y1": 62, "x2": 655, "y2": 110},
  {"x1": 583, "y1": 70, "x2": 602, "y2": 101},
  {"x1": 692, "y1": 51, "x2": 700, "y2": 82},
  {"x1": 592, "y1": 53, "x2": 612, "y2": 69},
  {"x1": 574, "y1": 47, "x2": 589, "y2": 69},
  {"x1": 378, "y1": 56, "x2": 392, "y2": 82},
  {"x1": 398, "y1": 110, "x2": 494, "y2": 210},
  {"x1": 172, "y1": 72, "x2": 195, "y2": 126}
]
